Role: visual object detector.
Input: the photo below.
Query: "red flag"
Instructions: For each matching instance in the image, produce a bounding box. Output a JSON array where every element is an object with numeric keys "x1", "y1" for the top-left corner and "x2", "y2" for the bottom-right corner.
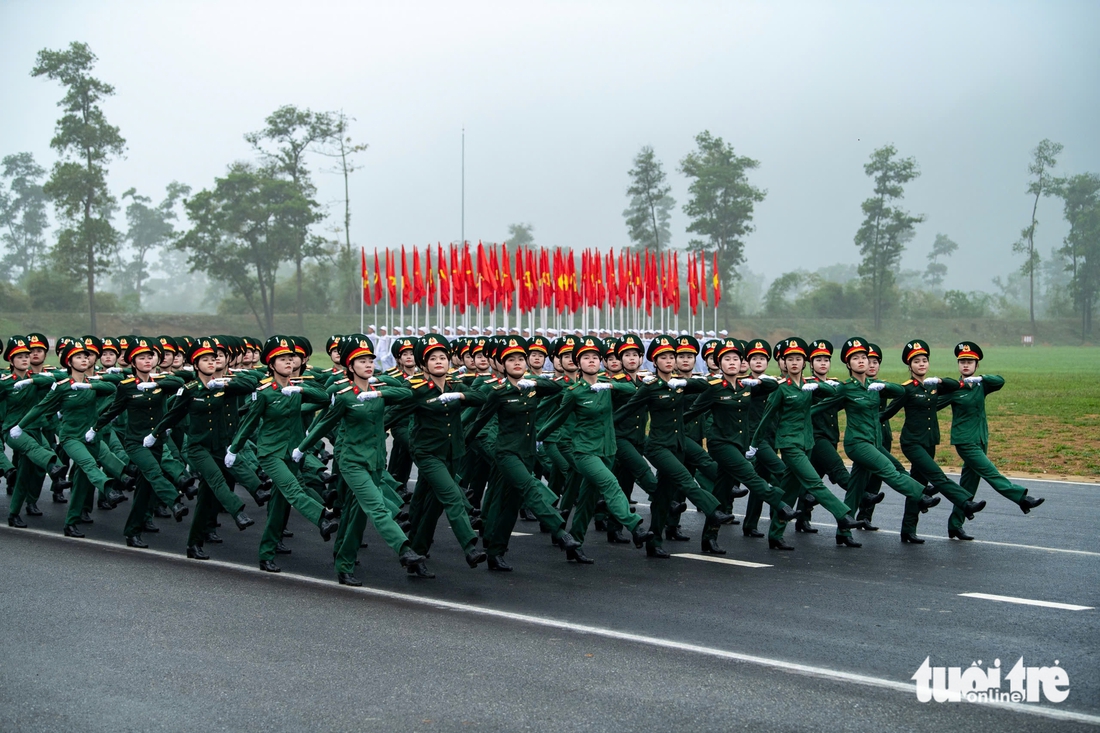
[
  {"x1": 373, "y1": 251, "x2": 382, "y2": 305},
  {"x1": 668, "y1": 249, "x2": 677, "y2": 312},
  {"x1": 461, "y1": 242, "x2": 475, "y2": 314},
  {"x1": 400, "y1": 245, "x2": 411, "y2": 307},
  {"x1": 700, "y1": 250, "x2": 708, "y2": 306},
  {"x1": 501, "y1": 242, "x2": 513, "y2": 312},
  {"x1": 524, "y1": 248, "x2": 536, "y2": 313},
  {"x1": 386, "y1": 248, "x2": 397, "y2": 308},
  {"x1": 553, "y1": 249, "x2": 563, "y2": 314},
  {"x1": 688, "y1": 252, "x2": 697, "y2": 315},
  {"x1": 412, "y1": 246, "x2": 424, "y2": 305},
  {"x1": 712, "y1": 251, "x2": 721, "y2": 306},
  {"x1": 438, "y1": 244, "x2": 449, "y2": 307},
  {"x1": 361, "y1": 248, "x2": 371, "y2": 306},
  {"x1": 606, "y1": 250, "x2": 616, "y2": 309},
  {"x1": 426, "y1": 246, "x2": 435, "y2": 308}
]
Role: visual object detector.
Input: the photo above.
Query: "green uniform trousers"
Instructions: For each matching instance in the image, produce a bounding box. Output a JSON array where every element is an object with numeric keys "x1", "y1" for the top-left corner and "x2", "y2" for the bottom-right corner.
[
  {"x1": 705, "y1": 442, "x2": 790, "y2": 543},
  {"x1": 407, "y1": 452, "x2": 478, "y2": 556},
  {"x1": 568, "y1": 453, "x2": 641, "y2": 548},
  {"x1": 333, "y1": 461, "x2": 411, "y2": 574},
  {"x1": 7, "y1": 429, "x2": 56, "y2": 514},
  {"x1": 840, "y1": 441, "x2": 925, "y2": 538},
  {"x1": 257, "y1": 456, "x2": 327, "y2": 561},
  {"x1": 769, "y1": 446, "x2": 852, "y2": 542},
  {"x1": 950, "y1": 441, "x2": 1027, "y2": 531},
  {"x1": 387, "y1": 423, "x2": 413, "y2": 486},
  {"x1": 483, "y1": 452, "x2": 570, "y2": 558},
  {"x1": 644, "y1": 444, "x2": 720, "y2": 548},
  {"x1": 123, "y1": 443, "x2": 186, "y2": 538},
  {"x1": 61, "y1": 438, "x2": 113, "y2": 527}
]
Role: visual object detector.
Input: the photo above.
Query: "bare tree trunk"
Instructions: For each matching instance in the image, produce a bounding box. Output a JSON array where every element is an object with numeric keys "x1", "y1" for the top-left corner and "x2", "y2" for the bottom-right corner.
[{"x1": 1027, "y1": 191, "x2": 1040, "y2": 332}]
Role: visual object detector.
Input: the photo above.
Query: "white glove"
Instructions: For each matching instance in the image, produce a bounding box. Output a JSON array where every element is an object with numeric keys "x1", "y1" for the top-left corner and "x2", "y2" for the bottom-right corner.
[
  {"x1": 106, "y1": 367, "x2": 123, "y2": 374},
  {"x1": 224, "y1": 450, "x2": 237, "y2": 468},
  {"x1": 207, "y1": 378, "x2": 228, "y2": 389},
  {"x1": 70, "y1": 381, "x2": 91, "y2": 390},
  {"x1": 868, "y1": 382, "x2": 886, "y2": 392},
  {"x1": 143, "y1": 434, "x2": 157, "y2": 448},
  {"x1": 437, "y1": 392, "x2": 462, "y2": 403},
  {"x1": 9, "y1": 426, "x2": 23, "y2": 440},
  {"x1": 84, "y1": 428, "x2": 96, "y2": 443},
  {"x1": 291, "y1": 448, "x2": 304, "y2": 463},
  {"x1": 740, "y1": 378, "x2": 760, "y2": 387},
  {"x1": 964, "y1": 376, "x2": 983, "y2": 385},
  {"x1": 368, "y1": 376, "x2": 379, "y2": 384},
  {"x1": 667, "y1": 378, "x2": 687, "y2": 389},
  {"x1": 516, "y1": 379, "x2": 536, "y2": 389},
  {"x1": 137, "y1": 381, "x2": 157, "y2": 391},
  {"x1": 536, "y1": 441, "x2": 543, "y2": 450},
  {"x1": 590, "y1": 382, "x2": 611, "y2": 392},
  {"x1": 922, "y1": 377, "x2": 941, "y2": 387},
  {"x1": 357, "y1": 390, "x2": 380, "y2": 401},
  {"x1": 745, "y1": 446, "x2": 758, "y2": 458},
  {"x1": 825, "y1": 379, "x2": 841, "y2": 386},
  {"x1": 12, "y1": 378, "x2": 32, "y2": 391},
  {"x1": 642, "y1": 376, "x2": 657, "y2": 385},
  {"x1": 801, "y1": 382, "x2": 818, "y2": 392},
  {"x1": 455, "y1": 366, "x2": 467, "y2": 375},
  {"x1": 281, "y1": 385, "x2": 302, "y2": 395}
]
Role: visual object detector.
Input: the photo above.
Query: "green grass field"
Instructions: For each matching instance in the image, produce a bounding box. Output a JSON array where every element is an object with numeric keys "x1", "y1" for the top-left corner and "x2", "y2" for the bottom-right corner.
[{"x1": 838, "y1": 346, "x2": 1100, "y2": 478}]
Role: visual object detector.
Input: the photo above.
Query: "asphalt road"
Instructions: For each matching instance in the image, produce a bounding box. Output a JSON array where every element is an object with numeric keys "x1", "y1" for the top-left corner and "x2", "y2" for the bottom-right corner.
[{"x1": 2, "y1": 472, "x2": 1098, "y2": 732}]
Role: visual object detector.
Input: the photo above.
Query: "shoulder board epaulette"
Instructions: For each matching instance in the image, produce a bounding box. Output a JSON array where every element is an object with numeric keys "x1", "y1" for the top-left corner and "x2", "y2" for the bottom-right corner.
[
  {"x1": 332, "y1": 377, "x2": 350, "y2": 386},
  {"x1": 257, "y1": 382, "x2": 274, "y2": 391},
  {"x1": 708, "y1": 376, "x2": 723, "y2": 385},
  {"x1": 259, "y1": 376, "x2": 273, "y2": 385},
  {"x1": 492, "y1": 381, "x2": 509, "y2": 391},
  {"x1": 299, "y1": 374, "x2": 315, "y2": 380},
  {"x1": 0, "y1": 374, "x2": 11, "y2": 381},
  {"x1": 610, "y1": 373, "x2": 627, "y2": 380},
  {"x1": 121, "y1": 377, "x2": 136, "y2": 384},
  {"x1": 406, "y1": 376, "x2": 428, "y2": 387},
  {"x1": 336, "y1": 385, "x2": 354, "y2": 395}
]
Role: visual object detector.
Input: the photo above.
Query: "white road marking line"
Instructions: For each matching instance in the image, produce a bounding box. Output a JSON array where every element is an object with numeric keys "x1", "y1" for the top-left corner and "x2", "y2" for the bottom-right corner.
[
  {"x1": 943, "y1": 473, "x2": 1099, "y2": 488},
  {"x1": 672, "y1": 553, "x2": 771, "y2": 568},
  {"x1": 958, "y1": 592, "x2": 1094, "y2": 611},
  {"x1": 510, "y1": 531, "x2": 532, "y2": 536},
  {"x1": 2, "y1": 525, "x2": 1097, "y2": 727},
  {"x1": 754, "y1": 517, "x2": 1100, "y2": 558}
]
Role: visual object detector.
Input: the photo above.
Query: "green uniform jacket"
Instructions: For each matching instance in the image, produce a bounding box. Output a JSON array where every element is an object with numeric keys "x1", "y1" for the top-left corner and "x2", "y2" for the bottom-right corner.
[
  {"x1": 946, "y1": 375, "x2": 1004, "y2": 446},
  {"x1": 881, "y1": 378, "x2": 959, "y2": 450},
  {"x1": 94, "y1": 372, "x2": 187, "y2": 445},
  {"x1": 299, "y1": 381, "x2": 412, "y2": 472},
  {"x1": 613, "y1": 376, "x2": 708, "y2": 452},
  {"x1": 812, "y1": 378, "x2": 905, "y2": 451},
  {"x1": 536, "y1": 374, "x2": 580, "y2": 443},
  {"x1": 467, "y1": 377, "x2": 563, "y2": 458},
  {"x1": 538, "y1": 379, "x2": 632, "y2": 457},
  {"x1": 687, "y1": 376, "x2": 779, "y2": 451},
  {"x1": 2, "y1": 370, "x2": 64, "y2": 431},
  {"x1": 21, "y1": 377, "x2": 117, "y2": 440},
  {"x1": 753, "y1": 377, "x2": 840, "y2": 452},
  {"x1": 228, "y1": 380, "x2": 330, "y2": 458},
  {"x1": 610, "y1": 371, "x2": 651, "y2": 444},
  {"x1": 152, "y1": 373, "x2": 261, "y2": 451},
  {"x1": 400, "y1": 375, "x2": 487, "y2": 459}
]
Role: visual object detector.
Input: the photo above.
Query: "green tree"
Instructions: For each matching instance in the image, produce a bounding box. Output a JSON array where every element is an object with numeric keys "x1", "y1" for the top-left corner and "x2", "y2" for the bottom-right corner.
[
  {"x1": 246, "y1": 105, "x2": 336, "y2": 330},
  {"x1": 506, "y1": 222, "x2": 536, "y2": 247},
  {"x1": 923, "y1": 233, "x2": 958, "y2": 289},
  {"x1": 0, "y1": 152, "x2": 50, "y2": 283},
  {"x1": 176, "y1": 163, "x2": 314, "y2": 336},
  {"x1": 1055, "y1": 172, "x2": 1100, "y2": 337},
  {"x1": 32, "y1": 41, "x2": 126, "y2": 332},
  {"x1": 116, "y1": 182, "x2": 190, "y2": 310},
  {"x1": 624, "y1": 146, "x2": 674, "y2": 253},
  {"x1": 679, "y1": 131, "x2": 766, "y2": 297},
  {"x1": 1013, "y1": 139, "x2": 1062, "y2": 331},
  {"x1": 318, "y1": 110, "x2": 369, "y2": 314},
  {"x1": 763, "y1": 270, "x2": 805, "y2": 316},
  {"x1": 854, "y1": 144, "x2": 925, "y2": 329}
]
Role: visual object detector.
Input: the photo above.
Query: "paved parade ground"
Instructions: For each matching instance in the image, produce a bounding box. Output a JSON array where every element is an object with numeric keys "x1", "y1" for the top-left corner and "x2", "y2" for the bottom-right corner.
[{"x1": 2, "y1": 475, "x2": 1098, "y2": 732}]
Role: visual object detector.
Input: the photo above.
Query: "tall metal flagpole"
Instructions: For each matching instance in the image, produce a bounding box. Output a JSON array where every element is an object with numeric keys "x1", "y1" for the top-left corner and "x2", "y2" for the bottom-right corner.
[{"x1": 461, "y1": 128, "x2": 465, "y2": 334}]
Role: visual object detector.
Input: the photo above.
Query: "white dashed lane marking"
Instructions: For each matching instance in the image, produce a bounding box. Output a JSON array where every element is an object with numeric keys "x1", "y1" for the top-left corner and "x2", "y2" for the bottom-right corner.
[{"x1": 958, "y1": 592, "x2": 1094, "y2": 611}]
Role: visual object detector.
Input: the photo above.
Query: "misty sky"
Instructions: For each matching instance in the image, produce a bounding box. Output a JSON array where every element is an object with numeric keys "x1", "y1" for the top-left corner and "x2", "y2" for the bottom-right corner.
[{"x1": 2, "y1": 0, "x2": 1097, "y2": 295}]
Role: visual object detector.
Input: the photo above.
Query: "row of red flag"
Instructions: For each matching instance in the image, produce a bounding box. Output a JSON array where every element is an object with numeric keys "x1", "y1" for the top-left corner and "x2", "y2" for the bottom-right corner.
[{"x1": 360, "y1": 242, "x2": 721, "y2": 315}]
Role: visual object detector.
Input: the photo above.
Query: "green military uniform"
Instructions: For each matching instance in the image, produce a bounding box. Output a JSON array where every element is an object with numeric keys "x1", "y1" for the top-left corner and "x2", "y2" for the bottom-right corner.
[
  {"x1": 227, "y1": 336, "x2": 336, "y2": 570},
  {"x1": 685, "y1": 338, "x2": 799, "y2": 553},
  {"x1": 945, "y1": 342, "x2": 1041, "y2": 536},
  {"x1": 400, "y1": 334, "x2": 486, "y2": 565},
  {"x1": 298, "y1": 334, "x2": 425, "y2": 582},
  {"x1": 751, "y1": 338, "x2": 859, "y2": 548}
]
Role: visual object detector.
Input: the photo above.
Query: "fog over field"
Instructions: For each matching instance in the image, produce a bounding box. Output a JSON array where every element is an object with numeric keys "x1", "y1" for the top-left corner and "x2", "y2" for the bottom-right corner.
[{"x1": 1, "y1": 0, "x2": 1097, "y2": 293}]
